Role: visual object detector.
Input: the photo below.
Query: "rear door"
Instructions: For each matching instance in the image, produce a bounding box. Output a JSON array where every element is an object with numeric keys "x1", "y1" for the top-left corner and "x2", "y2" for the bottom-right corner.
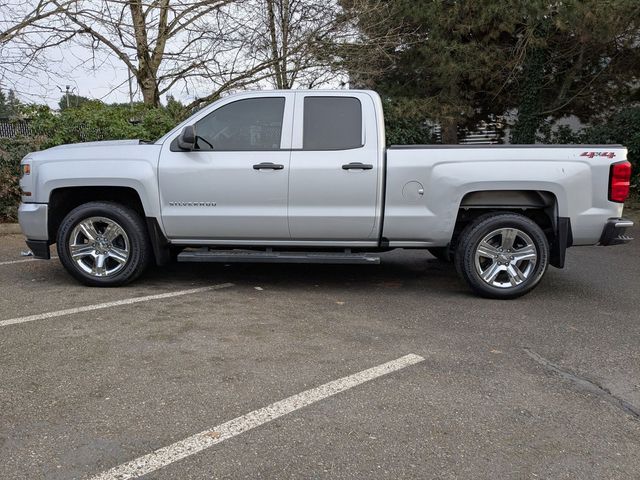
[{"x1": 288, "y1": 92, "x2": 382, "y2": 241}]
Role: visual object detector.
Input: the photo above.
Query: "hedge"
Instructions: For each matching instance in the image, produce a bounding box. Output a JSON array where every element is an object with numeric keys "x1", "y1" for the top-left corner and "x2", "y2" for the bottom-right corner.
[
  {"x1": 0, "y1": 137, "x2": 46, "y2": 222},
  {"x1": 0, "y1": 102, "x2": 181, "y2": 221},
  {"x1": 540, "y1": 107, "x2": 640, "y2": 190}
]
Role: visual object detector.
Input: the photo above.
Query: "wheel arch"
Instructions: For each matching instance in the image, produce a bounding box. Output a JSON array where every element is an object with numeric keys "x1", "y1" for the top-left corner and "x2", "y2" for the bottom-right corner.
[
  {"x1": 48, "y1": 186, "x2": 144, "y2": 240},
  {"x1": 48, "y1": 187, "x2": 170, "y2": 266},
  {"x1": 452, "y1": 190, "x2": 572, "y2": 268}
]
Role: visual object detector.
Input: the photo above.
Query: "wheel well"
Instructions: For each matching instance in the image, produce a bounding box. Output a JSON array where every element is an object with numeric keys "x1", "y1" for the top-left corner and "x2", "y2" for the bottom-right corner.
[
  {"x1": 452, "y1": 190, "x2": 558, "y2": 250},
  {"x1": 48, "y1": 186, "x2": 145, "y2": 242}
]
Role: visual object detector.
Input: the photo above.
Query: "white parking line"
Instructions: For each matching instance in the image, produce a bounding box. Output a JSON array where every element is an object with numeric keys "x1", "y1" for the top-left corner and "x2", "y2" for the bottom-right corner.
[
  {"x1": 0, "y1": 256, "x2": 58, "y2": 266},
  {"x1": 0, "y1": 283, "x2": 234, "y2": 328},
  {"x1": 88, "y1": 353, "x2": 425, "y2": 480}
]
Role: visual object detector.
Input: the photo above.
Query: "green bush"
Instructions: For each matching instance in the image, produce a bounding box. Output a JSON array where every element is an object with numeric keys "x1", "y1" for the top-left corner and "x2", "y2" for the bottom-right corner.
[
  {"x1": 540, "y1": 107, "x2": 640, "y2": 191},
  {"x1": 0, "y1": 136, "x2": 47, "y2": 221},
  {"x1": 581, "y1": 108, "x2": 640, "y2": 190},
  {"x1": 382, "y1": 98, "x2": 437, "y2": 146},
  {"x1": 0, "y1": 101, "x2": 182, "y2": 222},
  {"x1": 27, "y1": 101, "x2": 180, "y2": 147}
]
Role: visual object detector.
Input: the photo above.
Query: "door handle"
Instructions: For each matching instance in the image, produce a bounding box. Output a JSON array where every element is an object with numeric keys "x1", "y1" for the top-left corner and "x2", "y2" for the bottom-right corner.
[
  {"x1": 253, "y1": 162, "x2": 284, "y2": 170},
  {"x1": 342, "y1": 162, "x2": 373, "y2": 170}
]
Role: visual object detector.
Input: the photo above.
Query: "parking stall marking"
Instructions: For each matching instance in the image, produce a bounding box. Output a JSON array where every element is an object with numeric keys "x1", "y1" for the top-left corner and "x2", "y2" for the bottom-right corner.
[
  {"x1": 88, "y1": 353, "x2": 425, "y2": 480},
  {"x1": 0, "y1": 283, "x2": 234, "y2": 328},
  {"x1": 0, "y1": 256, "x2": 58, "y2": 266}
]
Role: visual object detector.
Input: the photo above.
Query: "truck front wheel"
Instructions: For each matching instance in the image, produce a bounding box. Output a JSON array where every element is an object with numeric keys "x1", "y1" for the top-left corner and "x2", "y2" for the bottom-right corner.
[
  {"x1": 454, "y1": 213, "x2": 549, "y2": 299},
  {"x1": 56, "y1": 202, "x2": 151, "y2": 286}
]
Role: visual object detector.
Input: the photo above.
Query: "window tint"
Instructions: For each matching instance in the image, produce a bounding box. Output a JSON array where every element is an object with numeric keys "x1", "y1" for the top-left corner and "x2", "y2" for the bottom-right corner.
[
  {"x1": 303, "y1": 97, "x2": 362, "y2": 150},
  {"x1": 195, "y1": 97, "x2": 285, "y2": 151}
]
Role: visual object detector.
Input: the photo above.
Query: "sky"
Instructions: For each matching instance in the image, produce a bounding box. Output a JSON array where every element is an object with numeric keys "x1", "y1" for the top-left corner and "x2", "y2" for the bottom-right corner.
[
  {"x1": 0, "y1": 0, "x2": 347, "y2": 109},
  {"x1": 3, "y1": 42, "x2": 344, "y2": 109},
  {"x1": 4, "y1": 46, "x2": 156, "y2": 107}
]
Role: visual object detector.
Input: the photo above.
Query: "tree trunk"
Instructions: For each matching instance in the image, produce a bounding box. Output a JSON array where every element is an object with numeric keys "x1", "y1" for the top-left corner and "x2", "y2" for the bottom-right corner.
[
  {"x1": 440, "y1": 117, "x2": 458, "y2": 144},
  {"x1": 510, "y1": 108, "x2": 541, "y2": 144},
  {"x1": 138, "y1": 68, "x2": 161, "y2": 106},
  {"x1": 266, "y1": 0, "x2": 284, "y2": 89},
  {"x1": 140, "y1": 83, "x2": 160, "y2": 106},
  {"x1": 511, "y1": 41, "x2": 545, "y2": 144},
  {"x1": 129, "y1": 0, "x2": 161, "y2": 106},
  {"x1": 280, "y1": 0, "x2": 290, "y2": 88}
]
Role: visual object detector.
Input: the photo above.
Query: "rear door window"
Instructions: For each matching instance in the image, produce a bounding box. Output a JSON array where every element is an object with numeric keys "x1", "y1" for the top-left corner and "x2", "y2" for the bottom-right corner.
[{"x1": 303, "y1": 97, "x2": 362, "y2": 151}]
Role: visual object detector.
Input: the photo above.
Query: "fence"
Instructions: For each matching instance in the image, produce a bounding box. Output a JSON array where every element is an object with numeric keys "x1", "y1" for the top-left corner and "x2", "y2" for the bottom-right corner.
[{"x1": 0, "y1": 120, "x2": 33, "y2": 138}]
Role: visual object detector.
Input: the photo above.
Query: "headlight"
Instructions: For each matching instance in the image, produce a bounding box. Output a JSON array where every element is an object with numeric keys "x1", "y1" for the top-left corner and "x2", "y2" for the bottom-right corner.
[{"x1": 21, "y1": 163, "x2": 31, "y2": 177}]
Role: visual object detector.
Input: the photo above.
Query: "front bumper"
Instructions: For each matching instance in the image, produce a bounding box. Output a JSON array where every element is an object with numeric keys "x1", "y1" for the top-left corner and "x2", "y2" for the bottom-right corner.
[
  {"x1": 18, "y1": 203, "x2": 49, "y2": 240},
  {"x1": 599, "y1": 218, "x2": 634, "y2": 246},
  {"x1": 18, "y1": 203, "x2": 51, "y2": 259}
]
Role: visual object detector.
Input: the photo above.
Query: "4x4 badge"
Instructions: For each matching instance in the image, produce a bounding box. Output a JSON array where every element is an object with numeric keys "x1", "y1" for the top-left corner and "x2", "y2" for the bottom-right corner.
[{"x1": 580, "y1": 151, "x2": 616, "y2": 159}]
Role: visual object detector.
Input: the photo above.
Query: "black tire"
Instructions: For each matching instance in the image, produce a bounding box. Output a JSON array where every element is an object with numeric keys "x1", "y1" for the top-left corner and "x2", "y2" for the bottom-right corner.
[
  {"x1": 454, "y1": 213, "x2": 549, "y2": 299},
  {"x1": 428, "y1": 247, "x2": 453, "y2": 262},
  {"x1": 56, "y1": 201, "x2": 151, "y2": 287}
]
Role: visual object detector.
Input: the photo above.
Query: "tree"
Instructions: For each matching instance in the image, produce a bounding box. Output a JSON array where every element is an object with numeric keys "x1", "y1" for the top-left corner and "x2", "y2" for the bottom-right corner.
[
  {"x1": 345, "y1": 0, "x2": 640, "y2": 144},
  {"x1": 0, "y1": 90, "x2": 21, "y2": 118},
  {"x1": 508, "y1": 0, "x2": 640, "y2": 143},
  {"x1": 0, "y1": 89, "x2": 23, "y2": 118},
  {"x1": 0, "y1": 1, "x2": 75, "y2": 84},
  {"x1": 0, "y1": 90, "x2": 7, "y2": 118},
  {"x1": 6, "y1": 90, "x2": 20, "y2": 115},
  {"x1": 258, "y1": 0, "x2": 383, "y2": 89},
  {"x1": 0, "y1": 0, "x2": 70, "y2": 44},
  {"x1": 3, "y1": 0, "x2": 281, "y2": 108},
  {"x1": 58, "y1": 93, "x2": 91, "y2": 111},
  {"x1": 343, "y1": 1, "x2": 517, "y2": 143},
  {"x1": 3, "y1": 0, "x2": 401, "y2": 108},
  {"x1": 260, "y1": 0, "x2": 342, "y2": 89}
]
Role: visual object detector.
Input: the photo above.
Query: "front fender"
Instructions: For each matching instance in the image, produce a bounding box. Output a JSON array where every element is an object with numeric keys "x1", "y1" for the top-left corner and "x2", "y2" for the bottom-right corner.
[{"x1": 35, "y1": 159, "x2": 161, "y2": 218}]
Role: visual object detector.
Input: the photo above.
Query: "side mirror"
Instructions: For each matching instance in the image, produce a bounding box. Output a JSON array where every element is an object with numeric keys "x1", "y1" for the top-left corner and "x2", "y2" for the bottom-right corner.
[{"x1": 177, "y1": 125, "x2": 196, "y2": 150}]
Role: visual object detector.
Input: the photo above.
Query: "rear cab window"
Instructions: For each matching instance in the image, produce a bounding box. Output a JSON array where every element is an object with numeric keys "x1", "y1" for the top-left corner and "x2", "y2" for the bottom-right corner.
[{"x1": 303, "y1": 97, "x2": 363, "y2": 151}]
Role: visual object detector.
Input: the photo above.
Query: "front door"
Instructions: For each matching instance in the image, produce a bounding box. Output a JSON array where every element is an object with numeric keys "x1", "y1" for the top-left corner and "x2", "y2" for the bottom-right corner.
[{"x1": 159, "y1": 94, "x2": 294, "y2": 241}]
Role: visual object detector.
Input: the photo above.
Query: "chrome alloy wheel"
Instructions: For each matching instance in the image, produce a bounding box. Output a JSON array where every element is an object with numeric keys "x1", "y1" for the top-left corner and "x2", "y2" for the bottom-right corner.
[
  {"x1": 68, "y1": 216, "x2": 130, "y2": 277},
  {"x1": 473, "y1": 227, "x2": 537, "y2": 289}
]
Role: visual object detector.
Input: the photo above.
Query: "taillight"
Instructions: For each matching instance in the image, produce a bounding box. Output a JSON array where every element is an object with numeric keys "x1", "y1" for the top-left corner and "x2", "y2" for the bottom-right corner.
[{"x1": 609, "y1": 161, "x2": 632, "y2": 203}]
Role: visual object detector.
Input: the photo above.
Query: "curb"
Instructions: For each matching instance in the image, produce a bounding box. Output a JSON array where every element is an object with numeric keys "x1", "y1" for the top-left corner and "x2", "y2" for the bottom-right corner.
[{"x1": 0, "y1": 223, "x2": 21, "y2": 235}]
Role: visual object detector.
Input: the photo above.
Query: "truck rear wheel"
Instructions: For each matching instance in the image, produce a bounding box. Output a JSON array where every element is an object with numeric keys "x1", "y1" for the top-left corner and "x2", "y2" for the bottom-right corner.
[
  {"x1": 454, "y1": 213, "x2": 549, "y2": 299},
  {"x1": 56, "y1": 201, "x2": 151, "y2": 286}
]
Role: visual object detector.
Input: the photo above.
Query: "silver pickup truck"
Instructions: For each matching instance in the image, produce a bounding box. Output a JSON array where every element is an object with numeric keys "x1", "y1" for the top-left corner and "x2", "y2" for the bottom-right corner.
[{"x1": 18, "y1": 90, "x2": 634, "y2": 298}]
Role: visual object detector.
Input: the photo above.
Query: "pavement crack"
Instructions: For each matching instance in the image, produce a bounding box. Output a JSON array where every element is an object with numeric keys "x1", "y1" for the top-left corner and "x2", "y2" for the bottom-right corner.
[{"x1": 524, "y1": 348, "x2": 640, "y2": 421}]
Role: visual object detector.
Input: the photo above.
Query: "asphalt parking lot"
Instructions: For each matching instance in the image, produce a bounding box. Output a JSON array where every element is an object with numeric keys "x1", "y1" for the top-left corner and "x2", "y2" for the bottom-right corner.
[{"x1": 1, "y1": 229, "x2": 639, "y2": 480}]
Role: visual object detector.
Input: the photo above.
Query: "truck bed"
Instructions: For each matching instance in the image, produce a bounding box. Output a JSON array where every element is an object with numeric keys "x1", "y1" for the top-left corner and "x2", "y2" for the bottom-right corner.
[{"x1": 382, "y1": 144, "x2": 628, "y2": 247}]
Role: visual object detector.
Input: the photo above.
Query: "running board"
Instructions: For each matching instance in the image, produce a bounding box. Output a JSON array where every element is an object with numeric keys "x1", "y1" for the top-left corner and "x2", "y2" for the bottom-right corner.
[{"x1": 177, "y1": 248, "x2": 380, "y2": 265}]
